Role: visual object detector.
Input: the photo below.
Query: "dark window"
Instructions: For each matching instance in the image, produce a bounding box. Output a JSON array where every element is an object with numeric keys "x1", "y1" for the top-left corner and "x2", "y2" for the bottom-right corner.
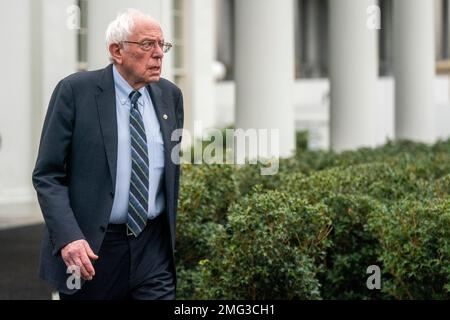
[
  {"x1": 216, "y1": 0, "x2": 235, "y2": 81},
  {"x1": 295, "y1": 0, "x2": 328, "y2": 79},
  {"x1": 77, "y1": 0, "x2": 88, "y2": 71},
  {"x1": 379, "y1": 0, "x2": 393, "y2": 76},
  {"x1": 441, "y1": 0, "x2": 449, "y2": 59}
]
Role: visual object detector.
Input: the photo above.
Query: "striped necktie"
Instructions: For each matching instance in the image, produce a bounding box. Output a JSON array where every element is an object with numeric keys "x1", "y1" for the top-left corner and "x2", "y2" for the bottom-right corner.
[{"x1": 127, "y1": 90, "x2": 149, "y2": 237}]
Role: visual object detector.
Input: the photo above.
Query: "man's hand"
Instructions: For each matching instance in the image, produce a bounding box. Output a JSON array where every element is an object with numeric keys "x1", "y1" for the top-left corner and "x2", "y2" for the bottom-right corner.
[{"x1": 61, "y1": 240, "x2": 99, "y2": 281}]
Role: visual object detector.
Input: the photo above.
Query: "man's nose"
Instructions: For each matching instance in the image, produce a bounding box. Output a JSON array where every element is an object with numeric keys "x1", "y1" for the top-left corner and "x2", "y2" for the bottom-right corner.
[{"x1": 152, "y1": 45, "x2": 164, "y2": 59}]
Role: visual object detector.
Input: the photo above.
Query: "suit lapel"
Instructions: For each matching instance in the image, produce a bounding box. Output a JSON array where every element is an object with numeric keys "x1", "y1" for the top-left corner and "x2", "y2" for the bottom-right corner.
[
  {"x1": 95, "y1": 64, "x2": 118, "y2": 191},
  {"x1": 147, "y1": 83, "x2": 176, "y2": 160},
  {"x1": 147, "y1": 82, "x2": 177, "y2": 223}
]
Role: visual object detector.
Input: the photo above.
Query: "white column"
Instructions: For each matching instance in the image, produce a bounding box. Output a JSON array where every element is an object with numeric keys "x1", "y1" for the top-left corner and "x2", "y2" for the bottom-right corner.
[
  {"x1": 393, "y1": 0, "x2": 435, "y2": 142},
  {"x1": 33, "y1": 0, "x2": 78, "y2": 178},
  {"x1": 329, "y1": 0, "x2": 378, "y2": 152},
  {"x1": 41, "y1": 0, "x2": 78, "y2": 111},
  {"x1": 33, "y1": 0, "x2": 78, "y2": 182},
  {"x1": 0, "y1": 0, "x2": 34, "y2": 204},
  {"x1": 188, "y1": 0, "x2": 216, "y2": 135},
  {"x1": 234, "y1": 0, "x2": 295, "y2": 158},
  {"x1": 87, "y1": 0, "x2": 172, "y2": 76},
  {"x1": 0, "y1": 0, "x2": 77, "y2": 207}
]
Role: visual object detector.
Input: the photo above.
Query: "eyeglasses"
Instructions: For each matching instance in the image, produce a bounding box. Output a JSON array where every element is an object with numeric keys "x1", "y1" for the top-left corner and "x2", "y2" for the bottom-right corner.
[{"x1": 122, "y1": 40, "x2": 173, "y2": 53}]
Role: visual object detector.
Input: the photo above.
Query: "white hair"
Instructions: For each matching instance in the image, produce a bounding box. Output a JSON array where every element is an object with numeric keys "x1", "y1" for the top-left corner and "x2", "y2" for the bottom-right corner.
[{"x1": 105, "y1": 9, "x2": 156, "y2": 62}]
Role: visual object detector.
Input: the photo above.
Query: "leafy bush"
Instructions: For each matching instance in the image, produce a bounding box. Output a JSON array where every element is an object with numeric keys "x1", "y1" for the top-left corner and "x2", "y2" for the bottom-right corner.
[
  {"x1": 318, "y1": 195, "x2": 386, "y2": 299},
  {"x1": 196, "y1": 189, "x2": 332, "y2": 299},
  {"x1": 176, "y1": 164, "x2": 237, "y2": 267},
  {"x1": 367, "y1": 199, "x2": 450, "y2": 299},
  {"x1": 175, "y1": 136, "x2": 450, "y2": 299}
]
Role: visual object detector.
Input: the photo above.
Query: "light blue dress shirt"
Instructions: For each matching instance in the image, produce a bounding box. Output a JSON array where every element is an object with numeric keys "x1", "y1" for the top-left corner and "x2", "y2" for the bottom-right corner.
[{"x1": 109, "y1": 65, "x2": 165, "y2": 223}]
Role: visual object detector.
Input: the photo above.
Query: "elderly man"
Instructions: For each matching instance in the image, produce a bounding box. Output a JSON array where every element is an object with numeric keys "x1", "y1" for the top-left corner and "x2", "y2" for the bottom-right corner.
[{"x1": 32, "y1": 9, "x2": 183, "y2": 300}]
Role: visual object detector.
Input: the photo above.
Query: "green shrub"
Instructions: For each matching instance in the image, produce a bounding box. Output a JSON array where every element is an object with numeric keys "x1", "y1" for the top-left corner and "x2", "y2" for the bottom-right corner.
[
  {"x1": 277, "y1": 160, "x2": 446, "y2": 299},
  {"x1": 280, "y1": 161, "x2": 437, "y2": 204},
  {"x1": 318, "y1": 194, "x2": 386, "y2": 299},
  {"x1": 176, "y1": 265, "x2": 204, "y2": 300},
  {"x1": 367, "y1": 199, "x2": 450, "y2": 299},
  {"x1": 296, "y1": 130, "x2": 309, "y2": 153},
  {"x1": 434, "y1": 174, "x2": 450, "y2": 198},
  {"x1": 196, "y1": 189, "x2": 332, "y2": 299},
  {"x1": 176, "y1": 164, "x2": 237, "y2": 266},
  {"x1": 175, "y1": 136, "x2": 450, "y2": 300}
]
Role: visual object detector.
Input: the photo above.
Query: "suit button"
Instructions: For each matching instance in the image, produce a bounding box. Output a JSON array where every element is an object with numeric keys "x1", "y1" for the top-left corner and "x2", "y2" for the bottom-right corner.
[
  {"x1": 110, "y1": 191, "x2": 114, "y2": 198},
  {"x1": 100, "y1": 226, "x2": 106, "y2": 233}
]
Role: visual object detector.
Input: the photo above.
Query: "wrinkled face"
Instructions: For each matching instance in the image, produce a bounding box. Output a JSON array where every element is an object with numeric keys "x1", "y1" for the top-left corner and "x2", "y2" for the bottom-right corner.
[{"x1": 111, "y1": 17, "x2": 164, "y2": 89}]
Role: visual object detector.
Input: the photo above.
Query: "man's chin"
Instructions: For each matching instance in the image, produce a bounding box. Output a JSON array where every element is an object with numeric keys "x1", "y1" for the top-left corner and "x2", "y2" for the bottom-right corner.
[{"x1": 147, "y1": 75, "x2": 161, "y2": 83}]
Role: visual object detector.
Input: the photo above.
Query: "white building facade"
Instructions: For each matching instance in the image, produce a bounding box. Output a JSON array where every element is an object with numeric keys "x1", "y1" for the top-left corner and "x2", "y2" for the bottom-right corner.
[{"x1": 0, "y1": 0, "x2": 449, "y2": 226}]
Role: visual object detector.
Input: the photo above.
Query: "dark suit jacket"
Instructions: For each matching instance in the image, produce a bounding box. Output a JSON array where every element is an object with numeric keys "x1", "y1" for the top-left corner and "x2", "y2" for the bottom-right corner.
[{"x1": 32, "y1": 64, "x2": 183, "y2": 294}]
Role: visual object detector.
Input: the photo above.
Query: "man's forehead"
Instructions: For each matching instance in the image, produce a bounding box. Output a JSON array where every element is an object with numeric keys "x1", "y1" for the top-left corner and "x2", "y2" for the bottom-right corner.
[
  {"x1": 132, "y1": 24, "x2": 162, "y2": 40},
  {"x1": 133, "y1": 17, "x2": 162, "y2": 33}
]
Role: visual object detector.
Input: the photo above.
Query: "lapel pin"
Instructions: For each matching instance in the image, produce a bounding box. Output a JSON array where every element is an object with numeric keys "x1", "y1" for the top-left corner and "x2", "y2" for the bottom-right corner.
[{"x1": 163, "y1": 114, "x2": 168, "y2": 120}]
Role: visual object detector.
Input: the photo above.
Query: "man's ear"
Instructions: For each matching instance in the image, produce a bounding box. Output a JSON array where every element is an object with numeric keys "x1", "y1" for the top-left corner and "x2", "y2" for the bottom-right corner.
[{"x1": 109, "y1": 43, "x2": 123, "y2": 64}]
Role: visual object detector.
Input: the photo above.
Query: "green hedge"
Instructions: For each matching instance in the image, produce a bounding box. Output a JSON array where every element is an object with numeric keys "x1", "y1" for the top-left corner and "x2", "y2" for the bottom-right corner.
[
  {"x1": 196, "y1": 190, "x2": 331, "y2": 299},
  {"x1": 175, "y1": 138, "x2": 450, "y2": 299},
  {"x1": 367, "y1": 199, "x2": 450, "y2": 299}
]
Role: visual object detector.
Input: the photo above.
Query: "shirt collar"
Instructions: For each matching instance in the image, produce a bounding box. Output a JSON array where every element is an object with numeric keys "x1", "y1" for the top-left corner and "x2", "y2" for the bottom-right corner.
[{"x1": 112, "y1": 65, "x2": 145, "y2": 107}]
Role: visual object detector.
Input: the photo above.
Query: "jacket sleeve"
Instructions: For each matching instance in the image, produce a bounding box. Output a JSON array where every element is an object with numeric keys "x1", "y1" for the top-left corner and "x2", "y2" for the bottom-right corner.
[{"x1": 32, "y1": 79, "x2": 85, "y2": 256}]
